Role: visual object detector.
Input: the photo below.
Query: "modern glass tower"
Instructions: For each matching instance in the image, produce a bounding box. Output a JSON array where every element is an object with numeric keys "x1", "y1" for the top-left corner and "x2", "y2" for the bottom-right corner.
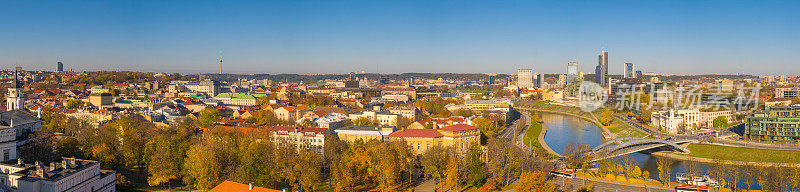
[
  {"x1": 595, "y1": 50, "x2": 608, "y2": 86},
  {"x1": 567, "y1": 62, "x2": 578, "y2": 82}
]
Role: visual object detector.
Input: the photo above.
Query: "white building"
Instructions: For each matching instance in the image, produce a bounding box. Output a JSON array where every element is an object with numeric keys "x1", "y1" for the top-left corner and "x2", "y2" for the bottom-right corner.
[
  {"x1": 348, "y1": 111, "x2": 400, "y2": 126},
  {"x1": 517, "y1": 68, "x2": 534, "y2": 90},
  {"x1": 0, "y1": 158, "x2": 115, "y2": 192}
]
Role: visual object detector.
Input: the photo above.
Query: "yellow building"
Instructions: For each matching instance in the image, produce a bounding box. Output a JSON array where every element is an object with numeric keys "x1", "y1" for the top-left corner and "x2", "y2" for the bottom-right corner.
[{"x1": 387, "y1": 124, "x2": 480, "y2": 154}]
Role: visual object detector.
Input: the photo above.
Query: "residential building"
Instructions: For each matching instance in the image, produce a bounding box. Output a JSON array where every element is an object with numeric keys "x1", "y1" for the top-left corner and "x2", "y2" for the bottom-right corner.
[
  {"x1": 270, "y1": 126, "x2": 328, "y2": 155},
  {"x1": 333, "y1": 125, "x2": 395, "y2": 142},
  {"x1": 765, "y1": 97, "x2": 792, "y2": 107},
  {"x1": 776, "y1": 87, "x2": 800, "y2": 98},
  {"x1": 273, "y1": 106, "x2": 312, "y2": 121},
  {"x1": 348, "y1": 110, "x2": 400, "y2": 126},
  {"x1": 88, "y1": 92, "x2": 113, "y2": 107},
  {"x1": 745, "y1": 106, "x2": 800, "y2": 142},
  {"x1": 387, "y1": 107, "x2": 418, "y2": 119}
]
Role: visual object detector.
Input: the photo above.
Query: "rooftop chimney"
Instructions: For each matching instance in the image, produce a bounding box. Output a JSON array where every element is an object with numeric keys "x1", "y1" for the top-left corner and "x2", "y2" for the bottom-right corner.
[
  {"x1": 248, "y1": 183, "x2": 254, "y2": 190},
  {"x1": 17, "y1": 158, "x2": 23, "y2": 165}
]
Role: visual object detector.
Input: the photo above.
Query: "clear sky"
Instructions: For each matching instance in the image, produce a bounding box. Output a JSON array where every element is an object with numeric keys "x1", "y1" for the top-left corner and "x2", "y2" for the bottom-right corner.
[{"x1": 1, "y1": 0, "x2": 799, "y2": 75}]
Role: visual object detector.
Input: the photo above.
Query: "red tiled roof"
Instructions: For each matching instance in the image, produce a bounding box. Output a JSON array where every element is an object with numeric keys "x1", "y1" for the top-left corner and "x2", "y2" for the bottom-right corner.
[
  {"x1": 438, "y1": 124, "x2": 480, "y2": 132},
  {"x1": 209, "y1": 181, "x2": 281, "y2": 192},
  {"x1": 388, "y1": 129, "x2": 443, "y2": 138},
  {"x1": 212, "y1": 125, "x2": 270, "y2": 136}
]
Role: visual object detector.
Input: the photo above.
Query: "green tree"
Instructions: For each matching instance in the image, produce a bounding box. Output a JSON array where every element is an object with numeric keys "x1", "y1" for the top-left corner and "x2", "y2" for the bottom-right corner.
[
  {"x1": 56, "y1": 137, "x2": 84, "y2": 159},
  {"x1": 65, "y1": 99, "x2": 85, "y2": 109},
  {"x1": 466, "y1": 143, "x2": 486, "y2": 187},
  {"x1": 713, "y1": 116, "x2": 728, "y2": 128},
  {"x1": 197, "y1": 107, "x2": 220, "y2": 128}
]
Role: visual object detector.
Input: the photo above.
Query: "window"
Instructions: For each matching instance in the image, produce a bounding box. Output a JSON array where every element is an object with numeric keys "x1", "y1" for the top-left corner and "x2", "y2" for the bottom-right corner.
[{"x1": 3, "y1": 149, "x2": 9, "y2": 161}]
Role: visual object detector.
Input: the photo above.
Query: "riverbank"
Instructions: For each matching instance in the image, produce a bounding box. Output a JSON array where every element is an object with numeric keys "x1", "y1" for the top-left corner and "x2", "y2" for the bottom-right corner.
[
  {"x1": 653, "y1": 143, "x2": 800, "y2": 168},
  {"x1": 514, "y1": 101, "x2": 643, "y2": 139},
  {"x1": 522, "y1": 116, "x2": 562, "y2": 158}
]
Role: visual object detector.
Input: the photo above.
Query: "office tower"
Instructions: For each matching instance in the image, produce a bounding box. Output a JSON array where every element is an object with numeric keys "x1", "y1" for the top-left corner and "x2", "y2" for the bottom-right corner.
[
  {"x1": 409, "y1": 76, "x2": 415, "y2": 86},
  {"x1": 624, "y1": 63, "x2": 635, "y2": 78},
  {"x1": 636, "y1": 70, "x2": 643, "y2": 79},
  {"x1": 567, "y1": 62, "x2": 578, "y2": 82},
  {"x1": 558, "y1": 74, "x2": 567, "y2": 86},
  {"x1": 489, "y1": 75, "x2": 495, "y2": 85},
  {"x1": 537, "y1": 73, "x2": 546, "y2": 88},
  {"x1": 57, "y1": 61, "x2": 64, "y2": 72},
  {"x1": 517, "y1": 68, "x2": 534, "y2": 90},
  {"x1": 595, "y1": 50, "x2": 608, "y2": 86}
]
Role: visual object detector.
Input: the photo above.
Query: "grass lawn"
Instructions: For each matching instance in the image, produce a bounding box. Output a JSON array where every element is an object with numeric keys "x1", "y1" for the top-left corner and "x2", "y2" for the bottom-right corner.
[
  {"x1": 677, "y1": 143, "x2": 800, "y2": 164},
  {"x1": 607, "y1": 118, "x2": 647, "y2": 138},
  {"x1": 522, "y1": 120, "x2": 559, "y2": 158}
]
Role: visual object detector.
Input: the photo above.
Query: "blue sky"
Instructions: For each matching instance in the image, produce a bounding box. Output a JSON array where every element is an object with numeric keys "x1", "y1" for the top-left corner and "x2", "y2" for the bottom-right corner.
[{"x1": 1, "y1": 0, "x2": 799, "y2": 75}]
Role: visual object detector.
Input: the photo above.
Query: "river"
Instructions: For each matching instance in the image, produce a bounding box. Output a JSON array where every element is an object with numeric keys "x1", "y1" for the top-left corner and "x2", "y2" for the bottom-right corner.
[{"x1": 538, "y1": 112, "x2": 761, "y2": 190}]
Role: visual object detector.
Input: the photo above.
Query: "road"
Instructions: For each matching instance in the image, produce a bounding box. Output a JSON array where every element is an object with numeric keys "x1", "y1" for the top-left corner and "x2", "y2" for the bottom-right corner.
[
  {"x1": 553, "y1": 176, "x2": 673, "y2": 192},
  {"x1": 498, "y1": 110, "x2": 528, "y2": 141},
  {"x1": 615, "y1": 114, "x2": 800, "y2": 151}
]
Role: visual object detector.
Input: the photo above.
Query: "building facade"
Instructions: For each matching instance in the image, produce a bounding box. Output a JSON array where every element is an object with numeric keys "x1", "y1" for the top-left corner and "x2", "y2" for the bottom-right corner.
[
  {"x1": 745, "y1": 106, "x2": 800, "y2": 142},
  {"x1": 270, "y1": 126, "x2": 328, "y2": 155},
  {"x1": 517, "y1": 68, "x2": 534, "y2": 90}
]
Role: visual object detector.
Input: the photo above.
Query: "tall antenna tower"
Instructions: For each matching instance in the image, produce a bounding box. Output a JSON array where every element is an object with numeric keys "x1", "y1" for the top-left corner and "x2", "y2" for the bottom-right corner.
[{"x1": 218, "y1": 49, "x2": 223, "y2": 74}]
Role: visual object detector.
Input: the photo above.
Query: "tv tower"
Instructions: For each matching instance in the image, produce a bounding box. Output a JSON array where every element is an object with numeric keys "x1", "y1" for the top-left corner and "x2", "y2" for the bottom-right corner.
[{"x1": 218, "y1": 49, "x2": 223, "y2": 74}]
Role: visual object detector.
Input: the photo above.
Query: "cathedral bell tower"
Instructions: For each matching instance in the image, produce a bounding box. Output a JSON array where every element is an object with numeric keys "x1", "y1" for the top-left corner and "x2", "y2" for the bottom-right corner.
[{"x1": 7, "y1": 67, "x2": 25, "y2": 111}]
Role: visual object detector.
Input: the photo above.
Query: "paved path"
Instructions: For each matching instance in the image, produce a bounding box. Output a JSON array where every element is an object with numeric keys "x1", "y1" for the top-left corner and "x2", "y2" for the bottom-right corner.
[
  {"x1": 553, "y1": 176, "x2": 673, "y2": 192},
  {"x1": 413, "y1": 179, "x2": 436, "y2": 192}
]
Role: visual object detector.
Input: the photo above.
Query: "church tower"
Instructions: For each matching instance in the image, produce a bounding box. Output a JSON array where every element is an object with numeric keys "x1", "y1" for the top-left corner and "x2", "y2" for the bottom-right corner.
[{"x1": 7, "y1": 67, "x2": 25, "y2": 111}]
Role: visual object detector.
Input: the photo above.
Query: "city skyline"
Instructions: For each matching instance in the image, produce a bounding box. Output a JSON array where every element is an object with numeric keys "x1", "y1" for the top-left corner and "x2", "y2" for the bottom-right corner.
[{"x1": 2, "y1": 0, "x2": 800, "y2": 75}]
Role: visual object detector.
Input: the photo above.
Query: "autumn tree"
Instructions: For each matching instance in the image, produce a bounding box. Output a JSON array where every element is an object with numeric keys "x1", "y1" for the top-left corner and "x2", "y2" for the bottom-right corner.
[
  {"x1": 516, "y1": 171, "x2": 557, "y2": 192},
  {"x1": 656, "y1": 157, "x2": 673, "y2": 187},
  {"x1": 599, "y1": 108, "x2": 614, "y2": 126}
]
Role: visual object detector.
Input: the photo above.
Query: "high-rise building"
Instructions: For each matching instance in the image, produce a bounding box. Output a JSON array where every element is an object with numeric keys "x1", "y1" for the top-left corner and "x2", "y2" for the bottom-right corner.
[
  {"x1": 536, "y1": 73, "x2": 546, "y2": 88},
  {"x1": 636, "y1": 70, "x2": 643, "y2": 79},
  {"x1": 595, "y1": 50, "x2": 608, "y2": 86},
  {"x1": 517, "y1": 68, "x2": 534, "y2": 90},
  {"x1": 557, "y1": 74, "x2": 567, "y2": 86},
  {"x1": 624, "y1": 63, "x2": 635, "y2": 78},
  {"x1": 57, "y1": 61, "x2": 64, "y2": 72},
  {"x1": 567, "y1": 62, "x2": 578, "y2": 82},
  {"x1": 488, "y1": 75, "x2": 495, "y2": 85}
]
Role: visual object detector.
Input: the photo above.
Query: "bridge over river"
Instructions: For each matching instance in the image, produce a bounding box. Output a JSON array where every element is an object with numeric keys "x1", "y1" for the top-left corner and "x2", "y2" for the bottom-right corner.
[{"x1": 586, "y1": 137, "x2": 692, "y2": 162}]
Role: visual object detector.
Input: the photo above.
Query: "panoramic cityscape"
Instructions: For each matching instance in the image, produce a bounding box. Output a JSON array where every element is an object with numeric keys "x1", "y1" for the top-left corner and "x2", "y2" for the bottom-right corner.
[{"x1": 2, "y1": 1, "x2": 800, "y2": 192}]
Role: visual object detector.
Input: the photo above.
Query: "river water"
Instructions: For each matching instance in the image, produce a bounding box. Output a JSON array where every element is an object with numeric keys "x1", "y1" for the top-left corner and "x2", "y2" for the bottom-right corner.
[{"x1": 539, "y1": 112, "x2": 761, "y2": 190}]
